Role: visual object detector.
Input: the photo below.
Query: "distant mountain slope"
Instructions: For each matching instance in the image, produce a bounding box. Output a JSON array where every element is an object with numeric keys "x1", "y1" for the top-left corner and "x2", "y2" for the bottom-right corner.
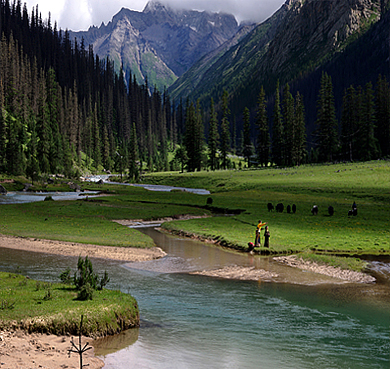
[
  {"x1": 70, "y1": 0, "x2": 241, "y2": 91},
  {"x1": 169, "y1": 0, "x2": 293, "y2": 103},
  {"x1": 289, "y1": 4, "x2": 390, "y2": 138},
  {"x1": 171, "y1": 0, "x2": 383, "y2": 115}
]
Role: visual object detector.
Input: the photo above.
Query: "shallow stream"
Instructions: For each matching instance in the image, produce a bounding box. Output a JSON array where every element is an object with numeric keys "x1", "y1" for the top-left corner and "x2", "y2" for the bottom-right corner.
[{"x1": 0, "y1": 228, "x2": 389, "y2": 368}]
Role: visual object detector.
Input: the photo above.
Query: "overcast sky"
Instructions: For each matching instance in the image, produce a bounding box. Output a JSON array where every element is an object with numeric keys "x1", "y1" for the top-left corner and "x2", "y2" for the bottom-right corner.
[{"x1": 24, "y1": 0, "x2": 285, "y2": 31}]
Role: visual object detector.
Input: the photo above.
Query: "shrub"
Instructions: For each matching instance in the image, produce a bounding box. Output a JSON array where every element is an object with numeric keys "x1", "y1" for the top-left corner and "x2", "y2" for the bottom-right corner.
[
  {"x1": 59, "y1": 267, "x2": 73, "y2": 284},
  {"x1": 74, "y1": 256, "x2": 99, "y2": 291},
  {"x1": 59, "y1": 256, "x2": 110, "y2": 300},
  {"x1": 77, "y1": 282, "x2": 94, "y2": 301}
]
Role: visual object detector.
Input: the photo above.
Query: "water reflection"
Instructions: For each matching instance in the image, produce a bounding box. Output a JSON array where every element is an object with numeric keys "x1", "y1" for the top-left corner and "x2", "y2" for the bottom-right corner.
[
  {"x1": 85, "y1": 175, "x2": 211, "y2": 195},
  {"x1": 0, "y1": 230, "x2": 389, "y2": 368},
  {"x1": 93, "y1": 329, "x2": 139, "y2": 356},
  {"x1": 0, "y1": 191, "x2": 97, "y2": 204}
]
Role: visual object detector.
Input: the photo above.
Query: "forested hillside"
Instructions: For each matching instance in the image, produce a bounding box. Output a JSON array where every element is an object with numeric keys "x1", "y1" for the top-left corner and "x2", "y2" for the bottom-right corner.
[
  {"x1": 0, "y1": 0, "x2": 183, "y2": 180},
  {"x1": 0, "y1": 0, "x2": 389, "y2": 181}
]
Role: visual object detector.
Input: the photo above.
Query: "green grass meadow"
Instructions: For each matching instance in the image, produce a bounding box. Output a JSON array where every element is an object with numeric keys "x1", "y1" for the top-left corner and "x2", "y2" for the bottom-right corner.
[
  {"x1": 1, "y1": 161, "x2": 389, "y2": 256},
  {"x1": 148, "y1": 161, "x2": 390, "y2": 255},
  {"x1": 0, "y1": 272, "x2": 139, "y2": 337},
  {"x1": 0, "y1": 184, "x2": 211, "y2": 248}
]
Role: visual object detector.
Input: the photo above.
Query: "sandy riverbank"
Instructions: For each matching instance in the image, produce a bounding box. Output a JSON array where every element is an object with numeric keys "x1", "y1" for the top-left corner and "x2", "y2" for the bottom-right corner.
[
  {"x1": 274, "y1": 255, "x2": 376, "y2": 283},
  {"x1": 0, "y1": 226, "x2": 376, "y2": 368},
  {"x1": 0, "y1": 330, "x2": 104, "y2": 369},
  {"x1": 191, "y1": 265, "x2": 278, "y2": 281},
  {"x1": 0, "y1": 233, "x2": 165, "y2": 368},
  {"x1": 0, "y1": 234, "x2": 166, "y2": 262}
]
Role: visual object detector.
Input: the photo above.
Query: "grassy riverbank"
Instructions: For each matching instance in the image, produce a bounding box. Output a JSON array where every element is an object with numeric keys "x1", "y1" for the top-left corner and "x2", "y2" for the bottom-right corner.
[
  {"x1": 0, "y1": 184, "x2": 211, "y2": 248},
  {"x1": 146, "y1": 161, "x2": 390, "y2": 256},
  {"x1": 1, "y1": 161, "x2": 389, "y2": 258},
  {"x1": 0, "y1": 272, "x2": 138, "y2": 337}
]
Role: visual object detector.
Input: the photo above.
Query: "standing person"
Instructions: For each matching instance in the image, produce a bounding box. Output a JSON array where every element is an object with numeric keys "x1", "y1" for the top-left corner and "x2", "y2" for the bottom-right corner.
[
  {"x1": 255, "y1": 220, "x2": 267, "y2": 247},
  {"x1": 264, "y1": 226, "x2": 270, "y2": 248}
]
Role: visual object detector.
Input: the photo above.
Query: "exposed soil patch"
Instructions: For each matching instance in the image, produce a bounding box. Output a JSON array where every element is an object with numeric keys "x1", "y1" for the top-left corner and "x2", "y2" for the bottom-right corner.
[
  {"x1": 0, "y1": 234, "x2": 166, "y2": 262},
  {"x1": 0, "y1": 330, "x2": 104, "y2": 369},
  {"x1": 113, "y1": 214, "x2": 210, "y2": 228},
  {"x1": 191, "y1": 265, "x2": 278, "y2": 281},
  {"x1": 274, "y1": 255, "x2": 376, "y2": 283}
]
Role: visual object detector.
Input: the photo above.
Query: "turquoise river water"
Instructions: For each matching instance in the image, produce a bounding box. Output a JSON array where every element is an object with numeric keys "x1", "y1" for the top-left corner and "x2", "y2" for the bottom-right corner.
[{"x1": 0, "y1": 226, "x2": 389, "y2": 368}]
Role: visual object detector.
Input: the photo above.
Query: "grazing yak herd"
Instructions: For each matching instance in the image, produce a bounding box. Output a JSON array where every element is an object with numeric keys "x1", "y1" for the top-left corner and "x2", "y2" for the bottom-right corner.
[{"x1": 267, "y1": 202, "x2": 357, "y2": 217}]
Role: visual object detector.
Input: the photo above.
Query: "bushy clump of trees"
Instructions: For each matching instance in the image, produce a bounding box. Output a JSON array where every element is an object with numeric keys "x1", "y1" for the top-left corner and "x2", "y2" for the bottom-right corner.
[{"x1": 60, "y1": 256, "x2": 109, "y2": 300}]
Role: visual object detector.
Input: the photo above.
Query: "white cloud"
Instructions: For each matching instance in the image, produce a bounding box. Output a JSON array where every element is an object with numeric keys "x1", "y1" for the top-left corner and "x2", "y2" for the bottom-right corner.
[{"x1": 24, "y1": 0, "x2": 285, "y2": 31}]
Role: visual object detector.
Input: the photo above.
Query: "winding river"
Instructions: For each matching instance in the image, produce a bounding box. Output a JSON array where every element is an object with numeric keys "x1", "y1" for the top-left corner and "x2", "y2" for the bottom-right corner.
[
  {"x1": 0, "y1": 183, "x2": 389, "y2": 368},
  {"x1": 0, "y1": 228, "x2": 389, "y2": 368}
]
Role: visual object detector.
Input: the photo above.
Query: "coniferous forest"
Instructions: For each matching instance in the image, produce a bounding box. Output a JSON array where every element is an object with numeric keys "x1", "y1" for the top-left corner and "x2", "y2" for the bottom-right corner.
[{"x1": 0, "y1": 0, "x2": 389, "y2": 182}]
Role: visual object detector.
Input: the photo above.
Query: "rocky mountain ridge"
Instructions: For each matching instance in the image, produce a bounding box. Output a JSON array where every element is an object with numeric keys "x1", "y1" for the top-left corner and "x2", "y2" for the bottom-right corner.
[
  {"x1": 70, "y1": 0, "x2": 243, "y2": 91},
  {"x1": 170, "y1": 0, "x2": 384, "y2": 113}
]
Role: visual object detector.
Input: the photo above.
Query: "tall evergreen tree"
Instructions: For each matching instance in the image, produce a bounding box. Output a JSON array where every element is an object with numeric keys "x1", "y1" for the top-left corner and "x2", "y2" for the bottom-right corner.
[
  {"x1": 282, "y1": 83, "x2": 295, "y2": 166},
  {"x1": 340, "y1": 85, "x2": 358, "y2": 161},
  {"x1": 6, "y1": 116, "x2": 24, "y2": 175},
  {"x1": 375, "y1": 75, "x2": 390, "y2": 157},
  {"x1": 272, "y1": 81, "x2": 284, "y2": 166},
  {"x1": 26, "y1": 118, "x2": 40, "y2": 184},
  {"x1": 128, "y1": 122, "x2": 139, "y2": 181},
  {"x1": 0, "y1": 81, "x2": 6, "y2": 171},
  {"x1": 36, "y1": 71, "x2": 51, "y2": 173},
  {"x1": 208, "y1": 98, "x2": 219, "y2": 171},
  {"x1": 255, "y1": 86, "x2": 270, "y2": 167},
  {"x1": 294, "y1": 92, "x2": 307, "y2": 166},
  {"x1": 315, "y1": 72, "x2": 338, "y2": 162},
  {"x1": 92, "y1": 102, "x2": 101, "y2": 168},
  {"x1": 357, "y1": 82, "x2": 379, "y2": 160},
  {"x1": 46, "y1": 67, "x2": 61, "y2": 173},
  {"x1": 242, "y1": 107, "x2": 253, "y2": 167},
  {"x1": 220, "y1": 90, "x2": 231, "y2": 169},
  {"x1": 184, "y1": 101, "x2": 197, "y2": 172},
  {"x1": 194, "y1": 100, "x2": 204, "y2": 171},
  {"x1": 185, "y1": 100, "x2": 204, "y2": 172}
]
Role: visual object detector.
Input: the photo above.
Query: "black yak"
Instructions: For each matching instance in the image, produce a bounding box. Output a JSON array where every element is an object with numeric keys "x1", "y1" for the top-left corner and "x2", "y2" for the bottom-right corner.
[{"x1": 267, "y1": 203, "x2": 274, "y2": 212}]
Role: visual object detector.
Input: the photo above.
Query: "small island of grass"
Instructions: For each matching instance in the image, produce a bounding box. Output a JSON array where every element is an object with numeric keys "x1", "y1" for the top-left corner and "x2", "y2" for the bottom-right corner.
[{"x1": 0, "y1": 270, "x2": 139, "y2": 338}]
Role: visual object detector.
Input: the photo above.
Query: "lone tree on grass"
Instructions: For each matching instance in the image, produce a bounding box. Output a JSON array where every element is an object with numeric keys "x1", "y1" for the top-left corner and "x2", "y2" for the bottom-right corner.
[{"x1": 60, "y1": 255, "x2": 109, "y2": 301}]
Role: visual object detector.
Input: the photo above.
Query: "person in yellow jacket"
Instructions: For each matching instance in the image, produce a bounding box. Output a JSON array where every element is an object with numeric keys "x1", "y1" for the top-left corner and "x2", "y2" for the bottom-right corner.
[{"x1": 255, "y1": 220, "x2": 267, "y2": 247}]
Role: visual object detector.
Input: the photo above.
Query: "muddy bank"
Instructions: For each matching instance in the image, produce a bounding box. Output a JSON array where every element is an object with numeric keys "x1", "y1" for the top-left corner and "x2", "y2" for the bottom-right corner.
[
  {"x1": 191, "y1": 265, "x2": 278, "y2": 281},
  {"x1": 274, "y1": 255, "x2": 376, "y2": 284},
  {"x1": 113, "y1": 215, "x2": 210, "y2": 228},
  {"x1": 0, "y1": 234, "x2": 166, "y2": 262},
  {"x1": 0, "y1": 330, "x2": 104, "y2": 369}
]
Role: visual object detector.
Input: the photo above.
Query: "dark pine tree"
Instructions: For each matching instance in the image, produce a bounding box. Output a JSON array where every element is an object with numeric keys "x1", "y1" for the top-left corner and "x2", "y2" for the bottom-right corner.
[
  {"x1": 128, "y1": 122, "x2": 139, "y2": 181},
  {"x1": 208, "y1": 98, "x2": 219, "y2": 171},
  {"x1": 255, "y1": 86, "x2": 270, "y2": 167},
  {"x1": 340, "y1": 85, "x2": 358, "y2": 161},
  {"x1": 375, "y1": 75, "x2": 390, "y2": 157},
  {"x1": 357, "y1": 82, "x2": 379, "y2": 161},
  {"x1": 315, "y1": 72, "x2": 338, "y2": 162},
  {"x1": 282, "y1": 83, "x2": 295, "y2": 166},
  {"x1": 242, "y1": 107, "x2": 253, "y2": 167},
  {"x1": 272, "y1": 81, "x2": 284, "y2": 166},
  {"x1": 294, "y1": 92, "x2": 307, "y2": 166},
  {"x1": 220, "y1": 90, "x2": 231, "y2": 169}
]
